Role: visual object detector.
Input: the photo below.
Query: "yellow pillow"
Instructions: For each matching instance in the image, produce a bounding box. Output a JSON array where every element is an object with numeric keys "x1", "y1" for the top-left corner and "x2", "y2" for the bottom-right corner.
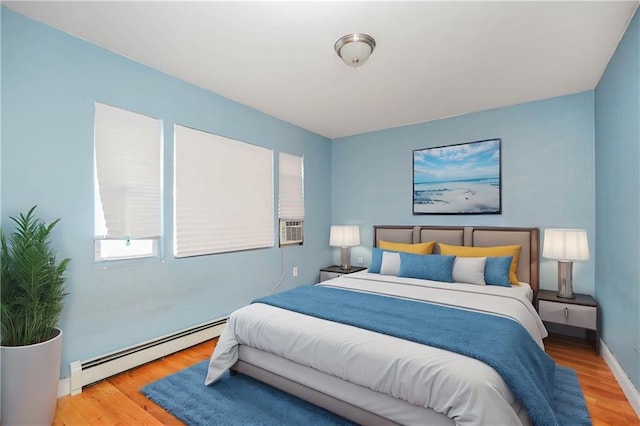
[
  {"x1": 378, "y1": 240, "x2": 435, "y2": 255},
  {"x1": 438, "y1": 243, "x2": 521, "y2": 285}
]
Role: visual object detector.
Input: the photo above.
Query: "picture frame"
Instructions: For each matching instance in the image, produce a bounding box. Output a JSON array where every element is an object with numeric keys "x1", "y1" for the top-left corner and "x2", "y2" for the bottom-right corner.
[{"x1": 413, "y1": 138, "x2": 502, "y2": 215}]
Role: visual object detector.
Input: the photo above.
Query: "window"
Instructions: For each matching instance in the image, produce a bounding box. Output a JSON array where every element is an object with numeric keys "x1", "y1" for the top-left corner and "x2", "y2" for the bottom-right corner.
[
  {"x1": 94, "y1": 103, "x2": 163, "y2": 261},
  {"x1": 278, "y1": 152, "x2": 304, "y2": 220},
  {"x1": 173, "y1": 125, "x2": 273, "y2": 258}
]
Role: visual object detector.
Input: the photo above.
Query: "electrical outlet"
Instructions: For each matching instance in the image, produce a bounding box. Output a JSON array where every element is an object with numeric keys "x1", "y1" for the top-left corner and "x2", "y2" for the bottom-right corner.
[
  {"x1": 292, "y1": 266, "x2": 298, "y2": 277},
  {"x1": 357, "y1": 257, "x2": 363, "y2": 265}
]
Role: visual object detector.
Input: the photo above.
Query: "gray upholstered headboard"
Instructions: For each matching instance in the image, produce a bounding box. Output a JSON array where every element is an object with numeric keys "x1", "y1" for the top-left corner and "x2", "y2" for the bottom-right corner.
[{"x1": 373, "y1": 226, "x2": 539, "y2": 295}]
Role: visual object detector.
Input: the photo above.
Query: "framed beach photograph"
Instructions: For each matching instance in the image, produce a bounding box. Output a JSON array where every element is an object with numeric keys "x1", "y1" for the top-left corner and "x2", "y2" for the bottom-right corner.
[{"x1": 413, "y1": 138, "x2": 502, "y2": 215}]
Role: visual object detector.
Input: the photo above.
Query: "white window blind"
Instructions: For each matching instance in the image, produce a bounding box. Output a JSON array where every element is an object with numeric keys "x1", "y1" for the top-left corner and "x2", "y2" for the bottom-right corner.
[
  {"x1": 174, "y1": 125, "x2": 274, "y2": 258},
  {"x1": 94, "y1": 103, "x2": 162, "y2": 241},
  {"x1": 278, "y1": 152, "x2": 304, "y2": 219}
]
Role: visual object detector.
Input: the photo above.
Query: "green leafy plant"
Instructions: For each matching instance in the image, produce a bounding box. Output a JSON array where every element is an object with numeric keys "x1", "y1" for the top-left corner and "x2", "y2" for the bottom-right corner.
[{"x1": 1, "y1": 206, "x2": 70, "y2": 346}]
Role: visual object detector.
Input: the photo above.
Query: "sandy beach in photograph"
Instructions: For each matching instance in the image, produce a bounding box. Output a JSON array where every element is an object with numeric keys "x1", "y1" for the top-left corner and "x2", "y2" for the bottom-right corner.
[{"x1": 413, "y1": 180, "x2": 500, "y2": 213}]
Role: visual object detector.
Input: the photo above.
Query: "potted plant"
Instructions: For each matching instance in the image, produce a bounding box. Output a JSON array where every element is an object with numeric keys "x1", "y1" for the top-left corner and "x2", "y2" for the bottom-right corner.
[{"x1": 1, "y1": 206, "x2": 70, "y2": 425}]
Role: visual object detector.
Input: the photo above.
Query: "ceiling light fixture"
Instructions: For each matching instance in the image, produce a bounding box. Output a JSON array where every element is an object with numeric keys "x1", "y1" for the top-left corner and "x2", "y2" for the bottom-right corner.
[{"x1": 334, "y1": 33, "x2": 376, "y2": 68}]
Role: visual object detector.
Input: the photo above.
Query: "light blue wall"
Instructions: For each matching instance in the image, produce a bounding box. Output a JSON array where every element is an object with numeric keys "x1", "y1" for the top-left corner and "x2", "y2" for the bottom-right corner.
[
  {"x1": 1, "y1": 9, "x2": 332, "y2": 378},
  {"x1": 332, "y1": 92, "x2": 596, "y2": 295},
  {"x1": 595, "y1": 8, "x2": 640, "y2": 390}
]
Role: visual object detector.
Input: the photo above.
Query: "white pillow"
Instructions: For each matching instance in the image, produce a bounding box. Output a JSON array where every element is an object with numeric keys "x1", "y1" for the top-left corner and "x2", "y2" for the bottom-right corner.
[
  {"x1": 380, "y1": 251, "x2": 401, "y2": 275},
  {"x1": 452, "y1": 257, "x2": 487, "y2": 285}
]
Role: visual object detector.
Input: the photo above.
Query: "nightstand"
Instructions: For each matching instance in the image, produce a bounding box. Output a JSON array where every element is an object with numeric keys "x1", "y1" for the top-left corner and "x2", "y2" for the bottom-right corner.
[
  {"x1": 319, "y1": 265, "x2": 366, "y2": 282},
  {"x1": 536, "y1": 289, "x2": 600, "y2": 355}
]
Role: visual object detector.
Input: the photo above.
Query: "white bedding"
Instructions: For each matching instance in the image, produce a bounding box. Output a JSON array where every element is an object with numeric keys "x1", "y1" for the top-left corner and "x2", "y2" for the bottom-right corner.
[{"x1": 206, "y1": 272, "x2": 548, "y2": 426}]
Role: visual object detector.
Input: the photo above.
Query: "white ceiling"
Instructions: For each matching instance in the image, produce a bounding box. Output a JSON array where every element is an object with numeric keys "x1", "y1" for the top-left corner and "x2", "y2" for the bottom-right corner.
[{"x1": 4, "y1": 1, "x2": 639, "y2": 139}]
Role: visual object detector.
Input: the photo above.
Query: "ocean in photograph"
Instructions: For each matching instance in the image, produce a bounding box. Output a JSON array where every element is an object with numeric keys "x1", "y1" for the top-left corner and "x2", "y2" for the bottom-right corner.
[{"x1": 413, "y1": 177, "x2": 500, "y2": 213}]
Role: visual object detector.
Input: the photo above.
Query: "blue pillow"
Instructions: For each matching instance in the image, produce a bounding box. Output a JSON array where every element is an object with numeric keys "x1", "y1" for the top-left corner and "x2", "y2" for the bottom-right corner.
[
  {"x1": 398, "y1": 253, "x2": 455, "y2": 283},
  {"x1": 368, "y1": 248, "x2": 384, "y2": 273},
  {"x1": 485, "y1": 256, "x2": 513, "y2": 287}
]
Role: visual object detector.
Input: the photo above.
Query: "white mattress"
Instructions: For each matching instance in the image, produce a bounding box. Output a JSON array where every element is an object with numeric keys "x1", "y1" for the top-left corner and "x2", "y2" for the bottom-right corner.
[{"x1": 206, "y1": 273, "x2": 547, "y2": 425}]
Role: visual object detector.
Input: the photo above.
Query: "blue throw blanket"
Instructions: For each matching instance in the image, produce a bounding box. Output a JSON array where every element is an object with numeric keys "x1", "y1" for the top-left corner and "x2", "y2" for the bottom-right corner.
[{"x1": 254, "y1": 285, "x2": 558, "y2": 426}]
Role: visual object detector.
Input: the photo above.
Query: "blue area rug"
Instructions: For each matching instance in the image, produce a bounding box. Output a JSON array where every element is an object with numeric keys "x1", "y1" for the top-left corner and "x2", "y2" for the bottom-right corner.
[
  {"x1": 141, "y1": 361, "x2": 354, "y2": 426},
  {"x1": 553, "y1": 366, "x2": 592, "y2": 425},
  {"x1": 141, "y1": 361, "x2": 591, "y2": 425}
]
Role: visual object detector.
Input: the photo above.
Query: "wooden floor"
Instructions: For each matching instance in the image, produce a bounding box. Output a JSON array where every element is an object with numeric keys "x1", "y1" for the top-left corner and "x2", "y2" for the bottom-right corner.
[{"x1": 54, "y1": 335, "x2": 639, "y2": 425}]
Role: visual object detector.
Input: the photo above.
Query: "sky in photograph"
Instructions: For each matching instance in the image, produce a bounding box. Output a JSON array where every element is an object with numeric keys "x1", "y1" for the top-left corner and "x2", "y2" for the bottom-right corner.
[{"x1": 413, "y1": 139, "x2": 500, "y2": 184}]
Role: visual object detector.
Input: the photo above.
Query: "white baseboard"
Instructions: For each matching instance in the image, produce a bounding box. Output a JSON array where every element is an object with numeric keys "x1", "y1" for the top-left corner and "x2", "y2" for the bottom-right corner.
[
  {"x1": 600, "y1": 339, "x2": 640, "y2": 419},
  {"x1": 58, "y1": 377, "x2": 70, "y2": 397},
  {"x1": 57, "y1": 318, "x2": 225, "y2": 397}
]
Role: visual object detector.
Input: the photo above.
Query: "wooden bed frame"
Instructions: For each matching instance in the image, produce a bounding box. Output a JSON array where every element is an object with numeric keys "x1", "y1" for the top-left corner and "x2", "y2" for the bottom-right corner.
[{"x1": 230, "y1": 225, "x2": 540, "y2": 425}]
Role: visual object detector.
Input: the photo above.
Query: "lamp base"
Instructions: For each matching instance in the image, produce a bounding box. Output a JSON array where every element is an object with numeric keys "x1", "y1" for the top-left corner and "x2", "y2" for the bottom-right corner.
[
  {"x1": 556, "y1": 260, "x2": 576, "y2": 299},
  {"x1": 340, "y1": 247, "x2": 352, "y2": 270}
]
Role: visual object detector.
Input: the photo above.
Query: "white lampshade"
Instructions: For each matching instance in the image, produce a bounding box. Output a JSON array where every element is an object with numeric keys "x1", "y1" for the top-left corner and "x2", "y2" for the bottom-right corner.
[
  {"x1": 334, "y1": 33, "x2": 376, "y2": 68},
  {"x1": 330, "y1": 225, "x2": 360, "y2": 247},
  {"x1": 542, "y1": 229, "x2": 589, "y2": 261}
]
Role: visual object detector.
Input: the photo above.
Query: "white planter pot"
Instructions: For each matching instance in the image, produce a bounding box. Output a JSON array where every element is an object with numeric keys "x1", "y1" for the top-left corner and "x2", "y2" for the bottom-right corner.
[{"x1": 1, "y1": 328, "x2": 63, "y2": 426}]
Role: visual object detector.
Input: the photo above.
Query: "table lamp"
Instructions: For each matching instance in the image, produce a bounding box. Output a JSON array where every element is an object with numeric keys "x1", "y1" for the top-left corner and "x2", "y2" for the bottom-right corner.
[
  {"x1": 330, "y1": 225, "x2": 360, "y2": 270},
  {"x1": 542, "y1": 228, "x2": 589, "y2": 299}
]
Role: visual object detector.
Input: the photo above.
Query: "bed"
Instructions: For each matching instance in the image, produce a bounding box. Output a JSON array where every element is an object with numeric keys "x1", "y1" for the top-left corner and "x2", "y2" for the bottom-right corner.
[{"x1": 206, "y1": 226, "x2": 550, "y2": 425}]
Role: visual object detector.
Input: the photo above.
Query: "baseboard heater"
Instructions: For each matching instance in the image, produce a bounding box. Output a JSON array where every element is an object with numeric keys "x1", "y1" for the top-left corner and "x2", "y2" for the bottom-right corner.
[{"x1": 69, "y1": 317, "x2": 227, "y2": 395}]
